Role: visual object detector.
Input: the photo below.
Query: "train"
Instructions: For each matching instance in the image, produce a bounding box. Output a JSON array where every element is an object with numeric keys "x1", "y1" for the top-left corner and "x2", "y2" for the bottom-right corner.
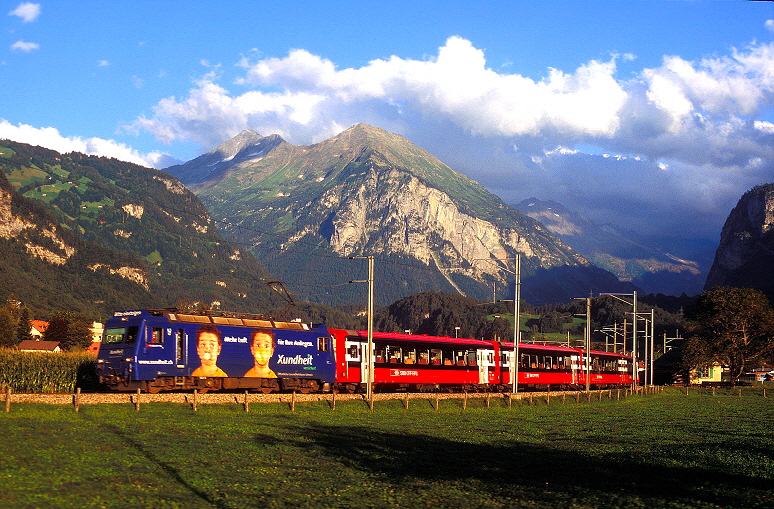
[{"x1": 96, "y1": 309, "x2": 635, "y2": 393}]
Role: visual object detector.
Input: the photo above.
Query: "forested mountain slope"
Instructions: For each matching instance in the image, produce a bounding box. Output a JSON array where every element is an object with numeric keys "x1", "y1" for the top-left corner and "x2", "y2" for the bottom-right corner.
[{"x1": 0, "y1": 141, "x2": 280, "y2": 319}]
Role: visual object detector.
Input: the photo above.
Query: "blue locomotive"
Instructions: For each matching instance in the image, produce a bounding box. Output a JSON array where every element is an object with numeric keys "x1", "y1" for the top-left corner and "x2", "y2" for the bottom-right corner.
[{"x1": 96, "y1": 309, "x2": 336, "y2": 393}]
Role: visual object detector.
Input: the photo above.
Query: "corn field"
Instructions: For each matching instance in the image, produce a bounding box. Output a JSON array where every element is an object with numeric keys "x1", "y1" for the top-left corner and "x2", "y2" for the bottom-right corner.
[{"x1": 0, "y1": 349, "x2": 98, "y2": 393}]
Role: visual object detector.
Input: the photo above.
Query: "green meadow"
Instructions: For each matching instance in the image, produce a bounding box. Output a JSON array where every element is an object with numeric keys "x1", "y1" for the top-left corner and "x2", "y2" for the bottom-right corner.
[{"x1": 1, "y1": 388, "x2": 773, "y2": 508}]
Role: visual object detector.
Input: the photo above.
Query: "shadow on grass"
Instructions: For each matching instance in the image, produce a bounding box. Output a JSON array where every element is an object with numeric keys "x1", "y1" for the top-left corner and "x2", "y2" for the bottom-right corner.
[
  {"x1": 100, "y1": 422, "x2": 231, "y2": 509},
  {"x1": 265, "y1": 423, "x2": 772, "y2": 507}
]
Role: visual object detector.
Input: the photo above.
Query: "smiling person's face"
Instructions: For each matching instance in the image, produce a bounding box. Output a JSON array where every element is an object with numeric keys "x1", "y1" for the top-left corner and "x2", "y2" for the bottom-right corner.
[
  {"x1": 197, "y1": 332, "x2": 221, "y2": 366},
  {"x1": 251, "y1": 333, "x2": 274, "y2": 367}
]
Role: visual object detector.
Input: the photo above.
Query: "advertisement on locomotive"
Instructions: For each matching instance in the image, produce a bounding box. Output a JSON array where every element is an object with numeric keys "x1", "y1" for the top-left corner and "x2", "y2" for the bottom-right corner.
[{"x1": 186, "y1": 323, "x2": 330, "y2": 379}]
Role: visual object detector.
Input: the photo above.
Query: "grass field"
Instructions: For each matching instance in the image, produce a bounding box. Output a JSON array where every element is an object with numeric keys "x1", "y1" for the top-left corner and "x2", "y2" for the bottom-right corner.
[{"x1": 1, "y1": 388, "x2": 773, "y2": 508}]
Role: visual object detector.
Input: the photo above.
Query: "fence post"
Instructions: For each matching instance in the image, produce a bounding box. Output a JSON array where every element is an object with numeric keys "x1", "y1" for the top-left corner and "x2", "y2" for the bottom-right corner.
[
  {"x1": 192, "y1": 389, "x2": 197, "y2": 412},
  {"x1": 434, "y1": 393, "x2": 439, "y2": 411},
  {"x1": 486, "y1": 393, "x2": 491, "y2": 408},
  {"x1": 244, "y1": 391, "x2": 249, "y2": 413},
  {"x1": 331, "y1": 391, "x2": 336, "y2": 410},
  {"x1": 290, "y1": 391, "x2": 296, "y2": 412},
  {"x1": 404, "y1": 392, "x2": 409, "y2": 410},
  {"x1": 5, "y1": 386, "x2": 10, "y2": 413},
  {"x1": 73, "y1": 387, "x2": 80, "y2": 413},
  {"x1": 463, "y1": 391, "x2": 468, "y2": 410},
  {"x1": 135, "y1": 388, "x2": 142, "y2": 411}
]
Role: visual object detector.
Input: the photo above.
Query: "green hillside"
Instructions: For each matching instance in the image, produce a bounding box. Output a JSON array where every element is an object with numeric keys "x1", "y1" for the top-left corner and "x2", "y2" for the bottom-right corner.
[{"x1": 0, "y1": 141, "x2": 281, "y2": 319}]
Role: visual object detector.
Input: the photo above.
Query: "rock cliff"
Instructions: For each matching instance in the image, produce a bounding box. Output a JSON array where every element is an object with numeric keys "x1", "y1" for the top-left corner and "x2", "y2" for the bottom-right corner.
[{"x1": 705, "y1": 184, "x2": 774, "y2": 301}]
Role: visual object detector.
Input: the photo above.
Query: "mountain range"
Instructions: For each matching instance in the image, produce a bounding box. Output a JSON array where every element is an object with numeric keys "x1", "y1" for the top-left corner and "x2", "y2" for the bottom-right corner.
[
  {"x1": 5, "y1": 122, "x2": 754, "y2": 318},
  {"x1": 165, "y1": 123, "x2": 635, "y2": 306}
]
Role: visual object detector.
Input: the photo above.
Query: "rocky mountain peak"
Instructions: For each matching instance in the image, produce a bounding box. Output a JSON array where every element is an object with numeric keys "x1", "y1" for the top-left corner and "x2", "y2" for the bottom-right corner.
[
  {"x1": 209, "y1": 129, "x2": 264, "y2": 160},
  {"x1": 165, "y1": 124, "x2": 636, "y2": 305},
  {"x1": 705, "y1": 183, "x2": 774, "y2": 301}
]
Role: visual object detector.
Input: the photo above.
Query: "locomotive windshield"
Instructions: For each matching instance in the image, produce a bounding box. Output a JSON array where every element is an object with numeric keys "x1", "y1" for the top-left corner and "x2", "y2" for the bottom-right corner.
[{"x1": 103, "y1": 327, "x2": 126, "y2": 344}]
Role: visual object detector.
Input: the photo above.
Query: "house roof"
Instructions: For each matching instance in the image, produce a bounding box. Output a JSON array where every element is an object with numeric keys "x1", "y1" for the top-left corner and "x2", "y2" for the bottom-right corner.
[
  {"x1": 30, "y1": 320, "x2": 49, "y2": 334},
  {"x1": 18, "y1": 340, "x2": 60, "y2": 352}
]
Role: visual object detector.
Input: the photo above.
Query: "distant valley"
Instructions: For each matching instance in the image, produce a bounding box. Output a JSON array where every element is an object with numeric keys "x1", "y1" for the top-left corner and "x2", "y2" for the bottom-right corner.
[{"x1": 515, "y1": 198, "x2": 716, "y2": 296}]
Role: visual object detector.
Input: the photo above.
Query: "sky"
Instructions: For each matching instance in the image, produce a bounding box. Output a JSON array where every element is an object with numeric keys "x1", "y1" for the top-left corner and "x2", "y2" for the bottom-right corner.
[{"x1": 1, "y1": 1, "x2": 773, "y2": 243}]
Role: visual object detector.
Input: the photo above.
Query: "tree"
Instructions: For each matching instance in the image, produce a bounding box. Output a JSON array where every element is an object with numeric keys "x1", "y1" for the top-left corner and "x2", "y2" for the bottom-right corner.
[
  {"x1": 15, "y1": 306, "x2": 32, "y2": 344},
  {"x1": 685, "y1": 287, "x2": 774, "y2": 385},
  {"x1": 43, "y1": 315, "x2": 70, "y2": 346},
  {"x1": 66, "y1": 319, "x2": 95, "y2": 351},
  {"x1": 0, "y1": 308, "x2": 15, "y2": 348}
]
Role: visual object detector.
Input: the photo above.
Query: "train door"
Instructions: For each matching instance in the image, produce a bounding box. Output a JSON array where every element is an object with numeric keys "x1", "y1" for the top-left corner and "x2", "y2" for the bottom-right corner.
[
  {"x1": 570, "y1": 354, "x2": 581, "y2": 385},
  {"x1": 477, "y1": 349, "x2": 495, "y2": 384},
  {"x1": 345, "y1": 339, "x2": 365, "y2": 382}
]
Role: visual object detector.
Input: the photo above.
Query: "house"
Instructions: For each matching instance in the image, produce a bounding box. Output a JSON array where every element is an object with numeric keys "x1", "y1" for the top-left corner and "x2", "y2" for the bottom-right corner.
[
  {"x1": 18, "y1": 340, "x2": 61, "y2": 353},
  {"x1": 691, "y1": 362, "x2": 727, "y2": 385},
  {"x1": 29, "y1": 320, "x2": 49, "y2": 339}
]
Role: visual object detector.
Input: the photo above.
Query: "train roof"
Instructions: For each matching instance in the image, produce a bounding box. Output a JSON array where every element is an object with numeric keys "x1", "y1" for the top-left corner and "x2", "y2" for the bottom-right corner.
[
  {"x1": 343, "y1": 330, "x2": 490, "y2": 346},
  {"x1": 109, "y1": 309, "x2": 315, "y2": 331}
]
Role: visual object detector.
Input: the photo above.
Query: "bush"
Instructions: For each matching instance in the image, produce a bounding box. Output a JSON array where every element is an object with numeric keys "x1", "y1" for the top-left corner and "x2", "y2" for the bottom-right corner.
[{"x1": 0, "y1": 348, "x2": 98, "y2": 392}]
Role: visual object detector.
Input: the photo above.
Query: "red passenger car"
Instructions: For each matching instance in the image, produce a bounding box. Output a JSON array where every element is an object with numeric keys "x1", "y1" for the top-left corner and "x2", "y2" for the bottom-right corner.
[{"x1": 330, "y1": 329, "x2": 633, "y2": 393}]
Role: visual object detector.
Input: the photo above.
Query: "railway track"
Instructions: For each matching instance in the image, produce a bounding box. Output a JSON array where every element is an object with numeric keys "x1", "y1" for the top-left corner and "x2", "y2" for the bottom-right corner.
[{"x1": 5, "y1": 388, "x2": 645, "y2": 406}]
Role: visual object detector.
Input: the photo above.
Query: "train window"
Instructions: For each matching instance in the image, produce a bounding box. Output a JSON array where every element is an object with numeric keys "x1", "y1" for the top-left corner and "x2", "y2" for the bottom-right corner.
[
  {"x1": 403, "y1": 348, "x2": 416, "y2": 364},
  {"x1": 176, "y1": 329, "x2": 184, "y2": 364},
  {"x1": 543, "y1": 356, "x2": 553, "y2": 369},
  {"x1": 556, "y1": 356, "x2": 566, "y2": 369},
  {"x1": 374, "y1": 347, "x2": 386, "y2": 363},
  {"x1": 417, "y1": 351, "x2": 429, "y2": 364},
  {"x1": 348, "y1": 345, "x2": 360, "y2": 358},
  {"x1": 430, "y1": 349, "x2": 442, "y2": 365},
  {"x1": 443, "y1": 349, "x2": 454, "y2": 365},
  {"x1": 387, "y1": 345, "x2": 402, "y2": 364},
  {"x1": 317, "y1": 337, "x2": 330, "y2": 352},
  {"x1": 147, "y1": 327, "x2": 163, "y2": 345},
  {"x1": 126, "y1": 326, "x2": 138, "y2": 344},
  {"x1": 467, "y1": 351, "x2": 477, "y2": 366},
  {"x1": 103, "y1": 327, "x2": 125, "y2": 344}
]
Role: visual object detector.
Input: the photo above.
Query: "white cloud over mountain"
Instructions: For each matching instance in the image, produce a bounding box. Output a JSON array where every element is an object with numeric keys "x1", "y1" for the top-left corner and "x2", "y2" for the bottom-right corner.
[
  {"x1": 0, "y1": 120, "x2": 168, "y2": 168},
  {"x1": 128, "y1": 36, "x2": 774, "y2": 237}
]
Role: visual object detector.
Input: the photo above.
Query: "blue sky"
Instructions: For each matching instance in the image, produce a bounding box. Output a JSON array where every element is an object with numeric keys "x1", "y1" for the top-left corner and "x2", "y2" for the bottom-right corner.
[{"x1": 2, "y1": 1, "x2": 773, "y2": 242}]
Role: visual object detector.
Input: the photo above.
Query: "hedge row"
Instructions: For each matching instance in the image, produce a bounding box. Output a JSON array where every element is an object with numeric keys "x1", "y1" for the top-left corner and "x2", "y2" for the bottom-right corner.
[{"x1": 0, "y1": 349, "x2": 101, "y2": 393}]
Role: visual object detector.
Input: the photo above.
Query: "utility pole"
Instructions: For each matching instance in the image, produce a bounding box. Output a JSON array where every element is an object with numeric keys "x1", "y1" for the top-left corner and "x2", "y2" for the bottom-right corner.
[
  {"x1": 513, "y1": 254, "x2": 521, "y2": 394},
  {"x1": 585, "y1": 295, "x2": 591, "y2": 392},
  {"x1": 349, "y1": 255, "x2": 374, "y2": 400}
]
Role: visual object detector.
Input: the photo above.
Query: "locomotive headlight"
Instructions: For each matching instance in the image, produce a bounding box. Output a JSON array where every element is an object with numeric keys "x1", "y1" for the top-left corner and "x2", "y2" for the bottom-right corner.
[
  {"x1": 125, "y1": 357, "x2": 133, "y2": 363},
  {"x1": 97, "y1": 359, "x2": 104, "y2": 364}
]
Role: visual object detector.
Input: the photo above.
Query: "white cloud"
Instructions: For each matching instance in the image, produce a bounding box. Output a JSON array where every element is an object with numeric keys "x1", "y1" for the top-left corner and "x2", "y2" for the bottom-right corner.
[
  {"x1": 130, "y1": 36, "x2": 774, "y2": 238},
  {"x1": 766, "y1": 20, "x2": 774, "y2": 34},
  {"x1": 0, "y1": 120, "x2": 169, "y2": 168},
  {"x1": 98, "y1": 60, "x2": 110, "y2": 67},
  {"x1": 8, "y1": 2, "x2": 40, "y2": 23},
  {"x1": 10, "y1": 40, "x2": 39, "y2": 52}
]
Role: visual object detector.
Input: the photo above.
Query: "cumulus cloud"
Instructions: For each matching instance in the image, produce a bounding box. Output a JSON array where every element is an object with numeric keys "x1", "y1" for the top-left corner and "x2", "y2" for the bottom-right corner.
[
  {"x1": 10, "y1": 40, "x2": 39, "y2": 52},
  {"x1": 9, "y1": 2, "x2": 40, "y2": 23},
  {"x1": 0, "y1": 120, "x2": 171, "y2": 168},
  {"x1": 131, "y1": 36, "x2": 774, "y2": 238}
]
